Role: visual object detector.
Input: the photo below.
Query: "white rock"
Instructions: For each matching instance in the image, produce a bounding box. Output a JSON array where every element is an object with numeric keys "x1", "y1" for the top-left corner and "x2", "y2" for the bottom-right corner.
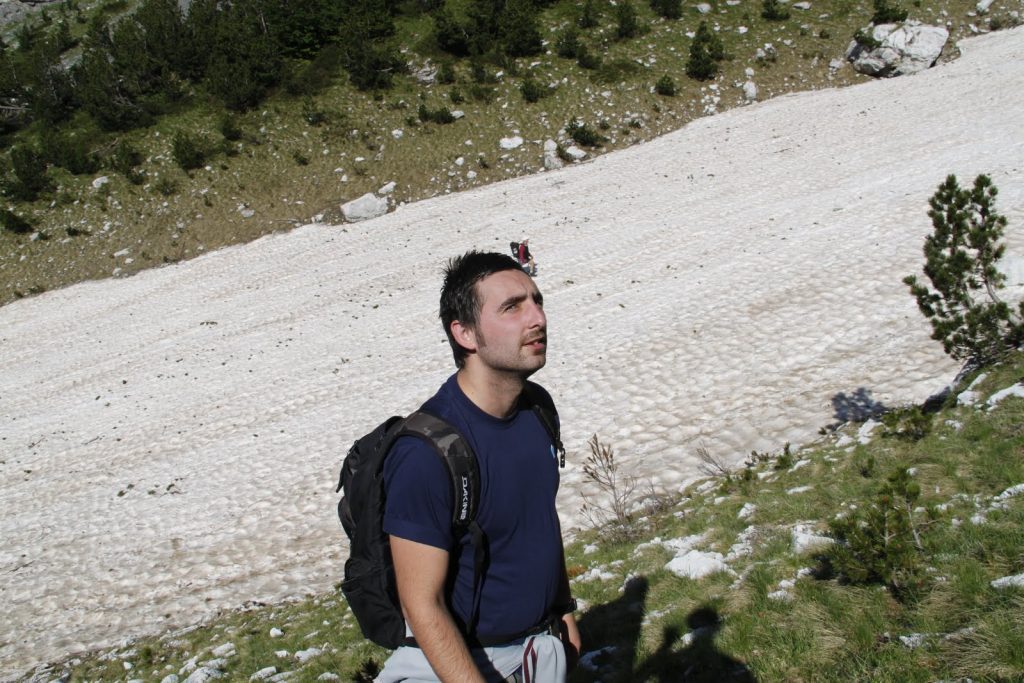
[
  {"x1": 250, "y1": 667, "x2": 277, "y2": 681},
  {"x1": 738, "y1": 503, "x2": 756, "y2": 519},
  {"x1": 391, "y1": 129, "x2": 404, "y2": 140},
  {"x1": 786, "y1": 485, "x2": 813, "y2": 495},
  {"x1": 899, "y1": 633, "x2": 927, "y2": 648},
  {"x1": 743, "y1": 80, "x2": 758, "y2": 101},
  {"x1": 987, "y1": 383, "x2": 1024, "y2": 407},
  {"x1": 499, "y1": 136, "x2": 524, "y2": 150},
  {"x1": 846, "y1": 22, "x2": 950, "y2": 77},
  {"x1": 467, "y1": 170, "x2": 478, "y2": 179},
  {"x1": 857, "y1": 419, "x2": 881, "y2": 444},
  {"x1": 455, "y1": 157, "x2": 465, "y2": 166},
  {"x1": 269, "y1": 628, "x2": 284, "y2": 638},
  {"x1": 991, "y1": 573, "x2": 1024, "y2": 589},
  {"x1": 452, "y1": 110, "x2": 465, "y2": 119},
  {"x1": 92, "y1": 176, "x2": 110, "y2": 189},
  {"x1": 211, "y1": 643, "x2": 235, "y2": 658},
  {"x1": 564, "y1": 146, "x2": 587, "y2": 162},
  {"x1": 161, "y1": 675, "x2": 180, "y2": 683},
  {"x1": 791, "y1": 524, "x2": 835, "y2": 554},
  {"x1": 184, "y1": 667, "x2": 223, "y2": 683},
  {"x1": 295, "y1": 647, "x2": 322, "y2": 663},
  {"x1": 793, "y1": 1, "x2": 811, "y2": 9},
  {"x1": 378, "y1": 181, "x2": 396, "y2": 195},
  {"x1": 957, "y1": 390, "x2": 981, "y2": 406},
  {"x1": 665, "y1": 550, "x2": 733, "y2": 580},
  {"x1": 696, "y1": 3, "x2": 712, "y2": 13},
  {"x1": 996, "y1": 484, "x2": 1024, "y2": 500},
  {"x1": 341, "y1": 193, "x2": 388, "y2": 222},
  {"x1": 317, "y1": 674, "x2": 340, "y2": 681},
  {"x1": 976, "y1": 0, "x2": 994, "y2": 13}
]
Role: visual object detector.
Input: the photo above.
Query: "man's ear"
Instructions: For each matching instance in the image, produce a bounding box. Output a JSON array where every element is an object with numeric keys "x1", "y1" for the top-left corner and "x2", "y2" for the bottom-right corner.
[{"x1": 450, "y1": 320, "x2": 478, "y2": 353}]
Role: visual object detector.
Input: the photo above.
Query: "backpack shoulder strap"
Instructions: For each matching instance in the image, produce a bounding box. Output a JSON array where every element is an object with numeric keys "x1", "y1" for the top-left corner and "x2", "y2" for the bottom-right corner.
[
  {"x1": 522, "y1": 383, "x2": 566, "y2": 468},
  {"x1": 400, "y1": 410, "x2": 480, "y2": 528}
]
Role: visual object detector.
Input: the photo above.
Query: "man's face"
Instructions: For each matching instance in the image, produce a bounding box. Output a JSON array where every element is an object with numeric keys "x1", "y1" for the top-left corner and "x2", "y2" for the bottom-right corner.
[{"x1": 469, "y1": 269, "x2": 547, "y2": 375}]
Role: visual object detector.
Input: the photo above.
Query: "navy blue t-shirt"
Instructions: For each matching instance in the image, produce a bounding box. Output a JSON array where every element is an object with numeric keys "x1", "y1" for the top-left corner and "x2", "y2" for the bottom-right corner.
[{"x1": 383, "y1": 374, "x2": 564, "y2": 640}]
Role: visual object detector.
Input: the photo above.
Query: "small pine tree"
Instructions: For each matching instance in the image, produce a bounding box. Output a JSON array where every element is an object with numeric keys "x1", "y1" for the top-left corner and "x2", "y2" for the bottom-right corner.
[
  {"x1": 654, "y1": 74, "x2": 676, "y2": 96},
  {"x1": 171, "y1": 131, "x2": 211, "y2": 170},
  {"x1": 520, "y1": 77, "x2": 546, "y2": 103},
  {"x1": 578, "y1": 0, "x2": 601, "y2": 29},
  {"x1": 903, "y1": 174, "x2": 1024, "y2": 365},
  {"x1": 615, "y1": 1, "x2": 640, "y2": 40},
  {"x1": 686, "y1": 21, "x2": 723, "y2": 81},
  {"x1": 555, "y1": 26, "x2": 581, "y2": 59},
  {"x1": 761, "y1": 0, "x2": 791, "y2": 21},
  {"x1": 650, "y1": 0, "x2": 683, "y2": 19},
  {"x1": 828, "y1": 468, "x2": 928, "y2": 600},
  {"x1": 871, "y1": 0, "x2": 908, "y2": 24},
  {"x1": 6, "y1": 143, "x2": 51, "y2": 201}
]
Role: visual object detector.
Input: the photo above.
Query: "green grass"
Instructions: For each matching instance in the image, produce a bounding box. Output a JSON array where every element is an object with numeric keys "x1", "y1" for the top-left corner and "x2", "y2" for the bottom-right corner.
[
  {"x1": 19, "y1": 353, "x2": 1024, "y2": 681},
  {"x1": 2, "y1": 0, "x2": 1019, "y2": 304}
]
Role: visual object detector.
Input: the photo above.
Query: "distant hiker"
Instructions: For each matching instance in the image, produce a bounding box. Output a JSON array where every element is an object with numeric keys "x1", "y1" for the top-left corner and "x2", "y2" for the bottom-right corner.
[
  {"x1": 376, "y1": 250, "x2": 579, "y2": 682},
  {"x1": 514, "y1": 238, "x2": 537, "y2": 276}
]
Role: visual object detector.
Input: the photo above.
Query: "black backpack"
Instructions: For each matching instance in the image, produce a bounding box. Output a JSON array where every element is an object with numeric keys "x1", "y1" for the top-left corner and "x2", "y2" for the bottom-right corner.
[{"x1": 335, "y1": 385, "x2": 565, "y2": 649}]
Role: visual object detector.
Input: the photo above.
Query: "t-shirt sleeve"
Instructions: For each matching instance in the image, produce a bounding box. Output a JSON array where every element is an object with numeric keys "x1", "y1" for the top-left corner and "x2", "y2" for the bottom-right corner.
[{"x1": 383, "y1": 435, "x2": 455, "y2": 550}]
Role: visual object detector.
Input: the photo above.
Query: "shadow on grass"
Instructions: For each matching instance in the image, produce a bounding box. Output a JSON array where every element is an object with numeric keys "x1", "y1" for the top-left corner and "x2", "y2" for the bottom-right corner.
[
  {"x1": 633, "y1": 606, "x2": 757, "y2": 683},
  {"x1": 574, "y1": 578, "x2": 755, "y2": 682}
]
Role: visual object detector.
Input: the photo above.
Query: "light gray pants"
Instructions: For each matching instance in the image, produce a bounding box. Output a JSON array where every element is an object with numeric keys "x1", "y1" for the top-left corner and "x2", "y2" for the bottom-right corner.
[{"x1": 374, "y1": 634, "x2": 567, "y2": 683}]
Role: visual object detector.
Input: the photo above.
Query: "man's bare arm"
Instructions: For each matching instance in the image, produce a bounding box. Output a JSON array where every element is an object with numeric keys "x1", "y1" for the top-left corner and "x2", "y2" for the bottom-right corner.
[{"x1": 390, "y1": 535, "x2": 485, "y2": 683}]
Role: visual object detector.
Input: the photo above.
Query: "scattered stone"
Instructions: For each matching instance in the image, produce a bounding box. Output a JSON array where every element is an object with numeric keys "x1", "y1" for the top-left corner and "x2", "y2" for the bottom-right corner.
[
  {"x1": 737, "y1": 503, "x2": 756, "y2": 519},
  {"x1": 317, "y1": 674, "x2": 340, "y2": 681},
  {"x1": 899, "y1": 633, "x2": 928, "y2": 648},
  {"x1": 976, "y1": 0, "x2": 994, "y2": 13},
  {"x1": 793, "y1": 1, "x2": 811, "y2": 8},
  {"x1": 391, "y1": 129, "x2": 404, "y2": 140},
  {"x1": 341, "y1": 193, "x2": 388, "y2": 222},
  {"x1": 250, "y1": 667, "x2": 277, "y2": 681},
  {"x1": 499, "y1": 136, "x2": 524, "y2": 150},
  {"x1": 696, "y1": 3, "x2": 712, "y2": 13},
  {"x1": 857, "y1": 419, "x2": 880, "y2": 444},
  {"x1": 160, "y1": 675, "x2": 180, "y2": 683},
  {"x1": 378, "y1": 181, "x2": 397, "y2": 195},
  {"x1": 92, "y1": 176, "x2": 110, "y2": 190},
  {"x1": 295, "y1": 647, "x2": 322, "y2": 663},
  {"x1": 786, "y1": 485, "x2": 813, "y2": 495},
  {"x1": 269, "y1": 628, "x2": 284, "y2": 638},
  {"x1": 743, "y1": 80, "x2": 758, "y2": 101}
]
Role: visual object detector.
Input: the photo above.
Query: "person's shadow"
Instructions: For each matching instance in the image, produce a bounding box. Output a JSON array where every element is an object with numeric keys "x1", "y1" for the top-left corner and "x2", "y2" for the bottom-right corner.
[
  {"x1": 632, "y1": 606, "x2": 756, "y2": 682},
  {"x1": 573, "y1": 575, "x2": 649, "y2": 680}
]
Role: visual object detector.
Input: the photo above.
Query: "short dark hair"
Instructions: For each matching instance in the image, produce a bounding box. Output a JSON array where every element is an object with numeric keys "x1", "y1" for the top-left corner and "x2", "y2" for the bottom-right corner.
[{"x1": 440, "y1": 250, "x2": 522, "y2": 367}]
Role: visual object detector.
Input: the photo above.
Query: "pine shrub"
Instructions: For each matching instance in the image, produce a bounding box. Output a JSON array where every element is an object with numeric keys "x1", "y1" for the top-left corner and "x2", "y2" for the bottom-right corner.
[
  {"x1": 171, "y1": 131, "x2": 211, "y2": 170},
  {"x1": 519, "y1": 78, "x2": 547, "y2": 103},
  {"x1": 655, "y1": 74, "x2": 677, "y2": 96},
  {"x1": 108, "y1": 140, "x2": 145, "y2": 185},
  {"x1": 556, "y1": 27, "x2": 581, "y2": 59},
  {"x1": 871, "y1": 0, "x2": 908, "y2": 24},
  {"x1": 762, "y1": 0, "x2": 791, "y2": 21},
  {"x1": 903, "y1": 174, "x2": 1024, "y2": 365},
  {"x1": 6, "y1": 144, "x2": 51, "y2": 201},
  {"x1": 566, "y1": 117, "x2": 606, "y2": 147},
  {"x1": 686, "y1": 22, "x2": 724, "y2": 81},
  {"x1": 578, "y1": 0, "x2": 601, "y2": 28},
  {"x1": 828, "y1": 468, "x2": 929, "y2": 601},
  {"x1": 0, "y1": 208, "x2": 33, "y2": 234},
  {"x1": 651, "y1": 0, "x2": 683, "y2": 20},
  {"x1": 615, "y1": 1, "x2": 641, "y2": 39}
]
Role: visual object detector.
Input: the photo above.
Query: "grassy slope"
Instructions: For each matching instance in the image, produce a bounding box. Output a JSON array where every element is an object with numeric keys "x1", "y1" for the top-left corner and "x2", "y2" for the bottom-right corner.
[
  {"x1": 23, "y1": 352, "x2": 1024, "y2": 682},
  {"x1": 0, "y1": 0, "x2": 1009, "y2": 305}
]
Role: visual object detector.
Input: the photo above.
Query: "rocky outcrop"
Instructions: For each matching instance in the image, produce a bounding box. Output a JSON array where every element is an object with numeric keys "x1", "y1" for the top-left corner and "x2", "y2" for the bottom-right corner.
[{"x1": 846, "y1": 21, "x2": 949, "y2": 77}]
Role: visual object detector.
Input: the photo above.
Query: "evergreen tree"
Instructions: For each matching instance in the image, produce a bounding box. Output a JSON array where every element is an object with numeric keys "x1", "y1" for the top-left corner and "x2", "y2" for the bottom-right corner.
[
  {"x1": 651, "y1": 0, "x2": 682, "y2": 20},
  {"x1": 339, "y1": 0, "x2": 403, "y2": 90},
  {"x1": 578, "y1": 0, "x2": 600, "y2": 29},
  {"x1": 6, "y1": 143, "x2": 51, "y2": 201},
  {"x1": 904, "y1": 174, "x2": 1024, "y2": 364},
  {"x1": 201, "y1": 0, "x2": 284, "y2": 110},
  {"x1": 686, "y1": 21, "x2": 723, "y2": 80},
  {"x1": 498, "y1": 0, "x2": 543, "y2": 57},
  {"x1": 761, "y1": 0, "x2": 791, "y2": 21},
  {"x1": 615, "y1": 1, "x2": 640, "y2": 39}
]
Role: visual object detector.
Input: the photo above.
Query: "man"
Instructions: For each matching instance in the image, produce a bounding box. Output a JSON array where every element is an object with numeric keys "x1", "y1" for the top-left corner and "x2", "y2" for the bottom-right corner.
[
  {"x1": 517, "y1": 239, "x2": 537, "y2": 276},
  {"x1": 376, "y1": 251, "x2": 580, "y2": 682}
]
